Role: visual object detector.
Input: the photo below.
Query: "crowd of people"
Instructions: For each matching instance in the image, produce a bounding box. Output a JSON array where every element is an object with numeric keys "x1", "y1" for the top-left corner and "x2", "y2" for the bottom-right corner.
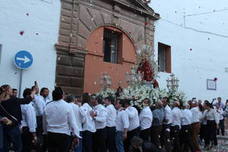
[{"x1": 0, "y1": 82, "x2": 228, "y2": 152}]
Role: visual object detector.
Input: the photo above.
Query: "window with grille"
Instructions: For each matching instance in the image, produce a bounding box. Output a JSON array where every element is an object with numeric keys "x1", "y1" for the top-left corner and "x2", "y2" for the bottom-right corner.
[{"x1": 103, "y1": 29, "x2": 121, "y2": 64}]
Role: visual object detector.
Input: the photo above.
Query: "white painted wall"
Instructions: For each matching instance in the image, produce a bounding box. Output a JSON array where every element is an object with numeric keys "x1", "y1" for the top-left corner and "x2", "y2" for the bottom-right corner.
[
  {"x1": 0, "y1": 0, "x2": 61, "y2": 96},
  {"x1": 150, "y1": 0, "x2": 228, "y2": 101}
]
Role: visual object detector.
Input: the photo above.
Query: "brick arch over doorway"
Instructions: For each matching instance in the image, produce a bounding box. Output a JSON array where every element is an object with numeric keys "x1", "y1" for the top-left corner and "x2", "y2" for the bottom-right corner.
[
  {"x1": 55, "y1": 0, "x2": 159, "y2": 95},
  {"x1": 84, "y1": 26, "x2": 136, "y2": 93}
]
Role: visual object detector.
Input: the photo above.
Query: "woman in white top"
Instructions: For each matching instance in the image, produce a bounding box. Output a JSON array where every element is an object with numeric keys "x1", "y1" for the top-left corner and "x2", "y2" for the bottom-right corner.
[
  {"x1": 43, "y1": 87, "x2": 80, "y2": 152},
  {"x1": 203, "y1": 100, "x2": 219, "y2": 150}
]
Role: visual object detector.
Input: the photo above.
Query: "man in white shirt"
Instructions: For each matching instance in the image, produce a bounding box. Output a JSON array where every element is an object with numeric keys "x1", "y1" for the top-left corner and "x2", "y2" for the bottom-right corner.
[
  {"x1": 31, "y1": 84, "x2": 45, "y2": 133},
  {"x1": 21, "y1": 88, "x2": 37, "y2": 152},
  {"x1": 115, "y1": 99, "x2": 129, "y2": 152},
  {"x1": 151, "y1": 101, "x2": 165, "y2": 150},
  {"x1": 190, "y1": 100, "x2": 201, "y2": 152},
  {"x1": 180, "y1": 103, "x2": 194, "y2": 152},
  {"x1": 39, "y1": 87, "x2": 50, "y2": 151},
  {"x1": 65, "y1": 95, "x2": 83, "y2": 152},
  {"x1": 40, "y1": 88, "x2": 50, "y2": 104},
  {"x1": 124, "y1": 99, "x2": 140, "y2": 151},
  {"x1": 31, "y1": 84, "x2": 45, "y2": 151},
  {"x1": 43, "y1": 87, "x2": 81, "y2": 152},
  {"x1": 90, "y1": 95, "x2": 107, "y2": 152},
  {"x1": 215, "y1": 104, "x2": 225, "y2": 136},
  {"x1": 171, "y1": 100, "x2": 182, "y2": 152},
  {"x1": 80, "y1": 93, "x2": 95, "y2": 152},
  {"x1": 216, "y1": 97, "x2": 225, "y2": 136},
  {"x1": 161, "y1": 97, "x2": 172, "y2": 152},
  {"x1": 203, "y1": 100, "x2": 220, "y2": 149},
  {"x1": 139, "y1": 98, "x2": 152, "y2": 141},
  {"x1": 104, "y1": 96, "x2": 117, "y2": 152},
  {"x1": 216, "y1": 97, "x2": 225, "y2": 109}
]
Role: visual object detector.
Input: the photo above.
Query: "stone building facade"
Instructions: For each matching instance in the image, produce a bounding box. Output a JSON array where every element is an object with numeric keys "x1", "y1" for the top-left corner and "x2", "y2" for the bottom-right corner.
[{"x1": 55, "y1": 0, "x2": 159, "y2": 95}]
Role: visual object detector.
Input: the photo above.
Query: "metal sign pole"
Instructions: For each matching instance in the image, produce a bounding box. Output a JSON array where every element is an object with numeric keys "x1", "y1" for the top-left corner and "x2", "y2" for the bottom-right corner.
[
  {"x1": 14, "y1": 50, "x2": 33, "y2": 97},
  {"x1": 18, "y1": 69, "x2": 23, "y2": 98}
]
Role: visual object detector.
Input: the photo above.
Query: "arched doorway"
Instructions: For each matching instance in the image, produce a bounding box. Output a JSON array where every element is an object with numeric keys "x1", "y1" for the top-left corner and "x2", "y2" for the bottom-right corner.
[{"x1": 84, "y1": 26, "x2": 136, "y2": 93}]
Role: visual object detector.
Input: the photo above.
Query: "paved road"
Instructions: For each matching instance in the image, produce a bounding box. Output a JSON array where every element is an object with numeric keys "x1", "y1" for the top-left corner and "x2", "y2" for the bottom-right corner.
[{"x1": 202, "y1": 135, "x2": 228, "y2": 152}]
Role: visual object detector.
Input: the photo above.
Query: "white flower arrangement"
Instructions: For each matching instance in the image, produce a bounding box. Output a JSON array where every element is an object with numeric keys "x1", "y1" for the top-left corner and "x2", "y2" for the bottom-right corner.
[
  {"x1": 96, "y1": 88, "x2": 115, "y2": 98},
  {"x1": 167, "y1": 91, "x2": 187, "y2": 104},
  {"x1": 96, "y1": 83, "x2": 187, "y2": 108},
  {"x1": 96, "y1": 45, "x2": 186, "y2": 107}
]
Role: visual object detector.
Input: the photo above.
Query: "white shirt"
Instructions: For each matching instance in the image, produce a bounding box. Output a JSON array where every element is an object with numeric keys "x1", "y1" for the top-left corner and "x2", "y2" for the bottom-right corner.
[
  {"x1": 80, "y1": 103, "x2": 96, "y2": 132},
  {"x1": 106, "y1": 104, "x2": 116, "y2": 127},
  {"x1": 204, "y1": 109, "x2": 220, "y2": 124},
  {"x1": 181, "y1": 109, "x2": 192, "y2": 126},
  {"x1": 93, "y1": 104, "x2": 107, "y2": 129},
  {"x1": 139, "y1": 106, "x2": 153, "y2": 130},
  {"x1": 164, "y1": 105, "x2": 172, "y2": 125},
  {"x1": 20, "y1": 103, "x2": 37, "y2": 132},
  {"x1": 69, "y1": 103, "x2": 83, "y2": 132},
  {"x1": 42, "y1": 96, "x2": 51, "y2": 104},
  {"x1": 125, "y1": 106, "x2": 140, "y2": 131},
  {"x1": 216, "y1": 108, "x2": 224, "y2": 120},
  {"x1": 171, "y1": 107, "x2": 182, "y2": 127},
  {"x1": 190, "y1": 107, "x2": 201, "y2": 123},
  {"x1": 201, "y1": 111, "x2": 207, "y2": 125},
  {"x1": 215, "y1": 101, "x2": 225, "y2": 109},
  {"x1": 116, "y1": 109, "x2": 129, "y2": 131},
  {"x1": 43, "y1": 99, "x2": 81, "y2": 137},
  {"x1": 32, "y1": 95, "x2": 46, "y2": 116}
]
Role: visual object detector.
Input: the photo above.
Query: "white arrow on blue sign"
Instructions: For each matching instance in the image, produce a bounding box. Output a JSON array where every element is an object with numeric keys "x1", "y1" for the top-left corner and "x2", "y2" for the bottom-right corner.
[{"x1": 14, "y1": 50, "x2": 33, "y2": 69}]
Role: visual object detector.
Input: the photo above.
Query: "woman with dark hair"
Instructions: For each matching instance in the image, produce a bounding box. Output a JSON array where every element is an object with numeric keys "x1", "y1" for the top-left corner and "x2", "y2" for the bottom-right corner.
[
  {"x1": 43, "y1": 87, "x2": 81, "y2": 152},
  {"x1": 0, "y1": 84, "x2": 34, "y2": 152},
  {"x1": 203, "y1": 100, "x2": 219, "y2": 150}
]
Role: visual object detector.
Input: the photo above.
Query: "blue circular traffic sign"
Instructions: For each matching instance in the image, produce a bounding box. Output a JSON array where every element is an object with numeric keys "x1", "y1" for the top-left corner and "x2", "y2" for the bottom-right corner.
[{"x1": 14, "y1": 50, "x2": 33, "y2": 69}]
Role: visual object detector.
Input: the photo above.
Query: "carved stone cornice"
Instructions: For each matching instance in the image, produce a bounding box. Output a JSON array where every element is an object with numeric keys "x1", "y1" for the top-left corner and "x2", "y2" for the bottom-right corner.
[{"x1": 112, "y1": 0, "x2": 160, "y2": 20}]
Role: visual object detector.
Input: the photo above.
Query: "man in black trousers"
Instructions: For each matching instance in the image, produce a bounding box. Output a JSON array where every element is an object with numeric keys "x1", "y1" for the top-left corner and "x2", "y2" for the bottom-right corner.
[
  {"x1": 104, "y1": 96, "x2": 117, "y2": 152},
  {"x1": 91, "y1": 95, "x2": 107, "y2": 152}
]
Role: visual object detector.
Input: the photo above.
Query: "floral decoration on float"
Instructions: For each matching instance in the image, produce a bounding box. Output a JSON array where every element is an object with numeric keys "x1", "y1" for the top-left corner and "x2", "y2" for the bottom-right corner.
[{"x1": 97, "y1": 45, "x2": 186, "y2": 108}]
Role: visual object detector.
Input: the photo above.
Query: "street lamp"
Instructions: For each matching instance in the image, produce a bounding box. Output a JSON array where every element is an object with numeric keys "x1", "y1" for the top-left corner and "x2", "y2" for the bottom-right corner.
[{"x1": 166, "y1": 73, "x2": 179, "y2": 92}]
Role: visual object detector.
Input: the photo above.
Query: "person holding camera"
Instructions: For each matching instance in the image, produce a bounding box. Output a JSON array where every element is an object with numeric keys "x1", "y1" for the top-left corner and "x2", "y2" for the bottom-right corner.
[{"x1": 0, "y1": 84, "x2": 35, "y2": 152}]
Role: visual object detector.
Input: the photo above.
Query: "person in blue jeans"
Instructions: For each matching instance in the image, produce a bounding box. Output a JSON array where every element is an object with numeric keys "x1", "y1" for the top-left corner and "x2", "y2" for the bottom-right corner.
[
  {"x1": 0, "y1": 117, "x2": 13, "y2": 152},
  {"x1": 74, "y1": 132, "x2": 82, "y2": 152}
]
